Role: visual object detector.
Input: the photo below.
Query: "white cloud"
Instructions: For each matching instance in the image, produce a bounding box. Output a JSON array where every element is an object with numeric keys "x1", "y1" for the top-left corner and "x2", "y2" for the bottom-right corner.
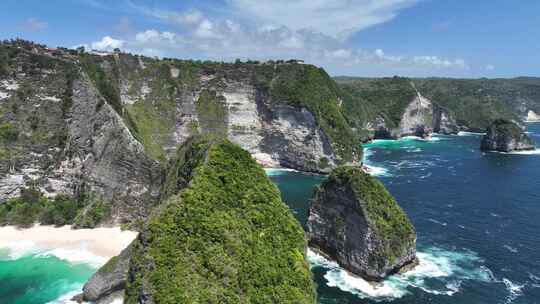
[
  {"x1": 91, "y1": 36, "x2": 125, "y2": 51},
  {"x1": 412, "y1": 56, "x2": 468, "y2": 69},
  {"x1": 21, "y1": 18, "x2": 48, "y2": 31},
  {"x1": 82, "y1": 1, "x2": 474, "y2": 76},
  {"x1": 135, "y1": 30, "x2": 175, "y2": 43},
  {"x1": 227, "y1": 0, "x2": 419, "y2": 39},
  {"x1": 486, "y1": 64, "x2": 495, "y2": 71}
]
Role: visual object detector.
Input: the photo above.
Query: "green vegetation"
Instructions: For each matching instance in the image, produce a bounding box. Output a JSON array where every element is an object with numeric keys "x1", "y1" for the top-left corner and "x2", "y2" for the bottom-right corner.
[
  {"x1": 98, "y1": 255, "x2": 119, "y2": 274},
  {"x1": 489, "y1": 119, "x2": 523, "y2": 138},
  {"x1": 338, "y1": 76, "x2": 417, "y2": 130},
  {"x1": 195, "y1": 90, "x2": 228, "y2": 136},
  {"x1": 125, "y1": 138, "x2": 316, "y2": 304},
  {"x1": 270, "y1": 64, "x2": 361, "y2": 162},
  {"x1": 335, "y1": 76, "x2": 537, "y2": 132},
  {"x1": 0, "y1": 123, "x2": 19, "y2": 143},
  {"x1": 73, "y1": 199, "x2": 111, "y2": 228},
  {"x1": 0, "y1": 188, "x2": 83, "y2": 227},
  {"x1": 321, "y1": 166, "x2": 416, "y2": 262},
  {"x1": 126, "y1": 100, "x2": 173, "y2": 162}
]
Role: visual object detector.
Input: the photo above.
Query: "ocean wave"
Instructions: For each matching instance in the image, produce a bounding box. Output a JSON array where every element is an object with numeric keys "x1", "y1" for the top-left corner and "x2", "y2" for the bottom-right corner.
[
  {"x1": 0, "y1": 240, "x2": 38, "y2": 260},
  {"x1": 488, "y1": 149, "x2": 540, "y2": 155},
  {"x1": 502, "y1": 278, "x2": 524, "y2": 304},
  {"x1": 264, "y1": 167, "x2": 299, "y2": 176},
  {"x1": 0, "y1": 240, "x2": 106, "y2": 268},
  {"x1": 457, "y1": 131, "x2": 486, "y2": 136},
  {"x1": 308, "y1": 246, "x2": 492, "y2": 300},
  {"x1": 362, "y1": 147, "x2": 392, "y2": 177},
  {"x1": 37, "y1": 247, "x2": 107, "y2": 268},
  {"x1": 46, "y1": 288, "x2": 82, "y2": 304},
  {"x1": 503, "y1": 245, "x2": 518, "y2": 253},
  {"x1": 428, "y1": 218, "x2": 447, "y2": 226}
]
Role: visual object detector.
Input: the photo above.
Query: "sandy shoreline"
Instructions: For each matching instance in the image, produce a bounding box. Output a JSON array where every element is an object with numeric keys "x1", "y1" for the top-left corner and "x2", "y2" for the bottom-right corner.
[{"x1": 0, "y1": 225, "x2": 137, "y2": 265}]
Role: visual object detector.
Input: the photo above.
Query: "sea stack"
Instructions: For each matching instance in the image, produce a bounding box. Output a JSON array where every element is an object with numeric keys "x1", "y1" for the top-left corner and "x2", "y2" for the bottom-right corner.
[
  {"x1": 480, "y1": 119, "x2": 536, "y2": 152},
  {"x1": 307, "y1": 166, "x2": 417, "y2": 281}
]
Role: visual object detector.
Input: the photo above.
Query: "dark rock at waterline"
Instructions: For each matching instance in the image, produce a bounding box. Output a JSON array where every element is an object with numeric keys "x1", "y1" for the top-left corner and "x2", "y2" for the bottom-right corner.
[
  {"x1": 480, "y1": 119, "x2": 536, "y2": 152},
  {"x1": 80, "y1": 242, "x2": 134, "y2": 303},
  {"x1": 307, "y1": 166, "x2": 417, "y2": 281}
]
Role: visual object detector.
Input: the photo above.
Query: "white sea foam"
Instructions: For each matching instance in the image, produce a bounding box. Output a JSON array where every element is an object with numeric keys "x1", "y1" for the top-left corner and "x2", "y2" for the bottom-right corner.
[
  {"x1": 46, "y1": 288, "x2": 82, "y2": 304},
  {"x1": 362, "y1": 148, "x2": 392, "y2": 177},
  {"x1": 264, "y1": 167, "x2": 299, "y2": 176},
  {"x1": 503, "y1": 245, "x2": 518, "y2": 253},
  {"x1": 502, "y1": 278, "x2": 524, "y2": 303},
  {"x1": 0, "y1": 240, "x2": 38, "y2": 260},
  {"x1": 0, "y1": 240, "x2": 106, "y2": 268},
  {"x1": 308, "y1": 247, "x2": 492, "y2": 300},
  {"x1": 501, "y1": 149, "x2": 540, "y2": 155},
  {"x1": 36, "y1": 247, "x2": 108, "y2": 268},
  {"x1": 457, "y1": 131, "x2": 486, "y2": 136},
  {"x1": 428, "y1": 218, "x2": 447, "y2": 226}
]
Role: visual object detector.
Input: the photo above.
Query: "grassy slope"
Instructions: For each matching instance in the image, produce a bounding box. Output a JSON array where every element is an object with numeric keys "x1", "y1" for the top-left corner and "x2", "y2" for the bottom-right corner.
[{"x1": 125, "y1": 138, "x2": 316, "y2": 303}]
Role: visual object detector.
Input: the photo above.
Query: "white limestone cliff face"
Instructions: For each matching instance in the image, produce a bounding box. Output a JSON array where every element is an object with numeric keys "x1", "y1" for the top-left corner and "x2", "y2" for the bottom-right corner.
[
  {"x1": 370, "y1": 82, "x2": 458, "y2": 139},
  {"x1": 117, "y1": 69, "x2": 339, "y2": 173}
]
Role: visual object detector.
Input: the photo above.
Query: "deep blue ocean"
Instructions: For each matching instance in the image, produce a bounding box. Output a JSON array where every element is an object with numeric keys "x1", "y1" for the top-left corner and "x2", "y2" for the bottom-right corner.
[{"x1": 269, "y1": 123, "x2": 540, "y2": 304}]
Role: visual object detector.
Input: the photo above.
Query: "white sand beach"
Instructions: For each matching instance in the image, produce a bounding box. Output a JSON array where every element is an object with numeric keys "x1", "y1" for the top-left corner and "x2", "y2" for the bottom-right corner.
[{"x1": 0, "y1": 225, "x2": 137, "y2": 266}]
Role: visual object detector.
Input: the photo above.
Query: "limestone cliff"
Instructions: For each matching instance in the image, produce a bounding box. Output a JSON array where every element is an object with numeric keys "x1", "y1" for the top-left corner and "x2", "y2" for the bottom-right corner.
[
  {"x1": 307, "y1": 166, "x2": 417, "y2": 281},
  {"x1": 480, "y1": 119, "x2": 536, "y2": 152},
  {"x1": 0, "y1": 40, "x2": 360, "y2": 226},
  {"x1": 0, "y1": 43, "x2": 162, "y2": 226},
  {"x1": 338, "y1": 77, "x2": 458, "y2": 140}
]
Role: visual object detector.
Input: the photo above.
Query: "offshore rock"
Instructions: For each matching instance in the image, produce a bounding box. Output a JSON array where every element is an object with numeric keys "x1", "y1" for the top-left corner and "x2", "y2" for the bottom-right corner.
[
  {"x1": 480, "y1": 119, "x2": 536, "y2": 152},
  {"x1": 307, "y1": 166, "x2": 417, "y2": 281}
]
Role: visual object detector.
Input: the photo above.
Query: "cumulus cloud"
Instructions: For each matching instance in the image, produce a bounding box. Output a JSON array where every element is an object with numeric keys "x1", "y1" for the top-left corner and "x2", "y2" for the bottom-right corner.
[
  {"x1": 82, "y1": 1, "x2": 472, "y2": 76},
  {"x1": 21, "y1": 18, "x2": 48, "y2": 31},
  {"x1": 226, "y1": 0, "x2": 419, "y2": 39},
  {"x1": 91, "y1": 36, "x2": 125, "y2": 51}
]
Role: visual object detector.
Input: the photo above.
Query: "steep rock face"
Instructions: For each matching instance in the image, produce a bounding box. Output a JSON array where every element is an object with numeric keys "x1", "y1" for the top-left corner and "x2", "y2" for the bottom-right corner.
[
  {"x1": 109, "y1": 54, "x2": 360, "y2": 173},
  {"x1": 81, "y1": 243, "x2": 133, "y2": 303},
  {"x1": 338, "y1": 78, "x2": 458, "y2": 140},
  {"x1": 125, "y1": 137, "x2": 316, "y2": 303},
  {"x1": 0, "y1": 44, "x2": 162, "y2": 225},
  {"x1": 307, "y1": 166, "x2": 417, "y2": 281},
  {"x1": 480, "y1": 119, "x2": 536, "y2": 152}
]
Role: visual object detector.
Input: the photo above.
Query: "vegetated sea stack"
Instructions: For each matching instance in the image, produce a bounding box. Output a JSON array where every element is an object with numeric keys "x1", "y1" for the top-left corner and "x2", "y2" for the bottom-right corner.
[
  {"x1": 307, "y1": 166, "x2": 417, "y2": 281},
  {"x1": 480, "y1": 119, "x2": 536, "y2": 152}
]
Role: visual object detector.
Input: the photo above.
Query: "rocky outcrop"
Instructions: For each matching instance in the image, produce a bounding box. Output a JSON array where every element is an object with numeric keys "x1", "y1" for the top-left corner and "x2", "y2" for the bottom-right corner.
[
  {"x1": 307, "y1": 166, "x2": 417, "y2": 281},
  {"x1": 1, "y1": 40, "x2": 359, "y2": 226},
  {"x1": 362, "y1": 83, "x2": 458, "y2": 140},
  {"x1": 480, "y1": 119, "x2": 536, "y2": 152},
  {"x1": 124, "y1": 137, "x2": 316, "y2": 303},
  {"x1": 78, "y1": 243, "x2": 133, "y2": 304},
  {"x1": 0, "y1": 48, "x2": 163, "y2": 225}
]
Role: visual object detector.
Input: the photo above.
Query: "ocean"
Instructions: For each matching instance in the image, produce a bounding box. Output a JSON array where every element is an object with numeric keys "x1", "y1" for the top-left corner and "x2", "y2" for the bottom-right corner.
[
  {"x1": 2, "y1": 123, "x2": 540, "y2": 303},
  {"x1": 269, "y1": 122, "x2": 540, "y2": 304}
]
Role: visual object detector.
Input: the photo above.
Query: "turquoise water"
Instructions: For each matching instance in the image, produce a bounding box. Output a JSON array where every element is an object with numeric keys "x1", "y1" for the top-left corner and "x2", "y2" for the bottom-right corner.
[
  {"x1": 0, "y1": 247, "x2": 96, "y2": 304},
  {"x1": 270, "y1": 124, "x2": 540, "y2": 303}
]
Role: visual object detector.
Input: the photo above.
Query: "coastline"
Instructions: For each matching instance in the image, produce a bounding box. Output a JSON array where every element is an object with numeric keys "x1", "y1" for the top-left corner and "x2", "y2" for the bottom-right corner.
[{"x1": 0, "y1": 225, "x2": 137, "y2": 266}]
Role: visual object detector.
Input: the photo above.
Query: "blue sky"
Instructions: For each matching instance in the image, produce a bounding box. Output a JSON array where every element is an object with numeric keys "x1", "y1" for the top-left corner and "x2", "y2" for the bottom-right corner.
[{"x1": 1, "y1": 0, "x2": 539, "y2": 78}]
